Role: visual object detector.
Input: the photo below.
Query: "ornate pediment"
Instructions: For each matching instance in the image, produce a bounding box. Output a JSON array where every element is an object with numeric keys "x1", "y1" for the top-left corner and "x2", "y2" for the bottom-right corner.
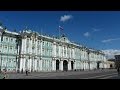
[
  {"x1": 60, "y1": 34, "x2": 70, "y2": 43},
  {"x1": 20, "y1": 29, "x2": 39, "y2": 39}
]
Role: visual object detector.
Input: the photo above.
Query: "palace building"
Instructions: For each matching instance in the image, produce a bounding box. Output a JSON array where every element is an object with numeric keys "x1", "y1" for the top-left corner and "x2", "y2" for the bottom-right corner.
[{"x1": 0, "y1": 24, "x2": 108, "y2": 72}]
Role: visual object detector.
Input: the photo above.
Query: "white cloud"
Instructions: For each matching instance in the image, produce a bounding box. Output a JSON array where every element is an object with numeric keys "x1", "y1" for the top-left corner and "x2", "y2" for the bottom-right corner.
[
  {"x1": 84, "y1": 32, "x2": 90, "y2": 37},
  {"x1": 102, "y1": 49, "x2": 120, "y2": 59},
  {"x1": 83, "y1": 28, "x2": 101, "y2": 38},
  {"x1": 60, "y1": 15, "x2": 73, "y2": 22},
  {"x1": 102, "y1": 38, "x2": 120, "y2": 43},
  {"x1": 92, "y1": 28, "x2": 101, "y2": 32}
]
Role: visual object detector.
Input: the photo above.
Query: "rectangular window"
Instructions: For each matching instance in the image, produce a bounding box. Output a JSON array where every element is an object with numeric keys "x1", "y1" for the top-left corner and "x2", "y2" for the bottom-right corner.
[
  {"x1": 5, "y1": 45, "x2": 7, "y2": 49},
  {"x1": 6, "y1": 37, "x2": 8, "y2": 41},
  {"x1": 10, "y1": 46, "x2": 12, "y2": 50},
  {"x1": 32, "y1": 40, "x2": 34, "y2": 44},
  {"x1": 11, "y1": 38, "x2": 13, "y2": 42},
  {"x1": 43, "y1": 41, "x2": 44, "y2": 45},
  {"x1": 0, "y1": 44, "x2": 2, "y2": 49},
  {"x1": 27, "y1": 39, "x2": 29, "y2": 42}
]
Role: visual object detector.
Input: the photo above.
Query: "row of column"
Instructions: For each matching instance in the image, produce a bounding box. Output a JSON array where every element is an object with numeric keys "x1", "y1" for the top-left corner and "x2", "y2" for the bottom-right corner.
[
  {"x1": 53, "y1": 42, "x2": 75, "y2": 59},
  {"x1": 21, "y1": 38, "x2": 42, "y2": 55},
  {"x1": 52, "y1": 60, "x2": 74, "y2": 71},
  {"x1": 19, "y1": 57, "x2": 42, "y2": 72},
  {"x1": 74, "y1": 61, "x2": 105, "y2": 70},
  {"x1": 19, "y1": 59, "x2": 106, "y2": 72}
]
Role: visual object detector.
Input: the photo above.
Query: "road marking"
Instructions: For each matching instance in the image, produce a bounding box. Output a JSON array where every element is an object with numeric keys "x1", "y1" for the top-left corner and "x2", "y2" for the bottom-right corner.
[{"x1": 82, "y1": 73, "x2": 117, "y2": 79}]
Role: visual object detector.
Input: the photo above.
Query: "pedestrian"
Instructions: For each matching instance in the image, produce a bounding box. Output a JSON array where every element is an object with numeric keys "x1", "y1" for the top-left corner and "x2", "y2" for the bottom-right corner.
[
  {"x1": 26, "y1": 69, "x2": 28, "y2": 76},
  {"x1": 21, "y1": 68, "x2": 23, "y2": 74},
  {"x1": 117, "y1": 67, "x2": 120, "y2": 76},
  {"x1": 3, "y1": 70, "x2": 8, "y2": 79}
]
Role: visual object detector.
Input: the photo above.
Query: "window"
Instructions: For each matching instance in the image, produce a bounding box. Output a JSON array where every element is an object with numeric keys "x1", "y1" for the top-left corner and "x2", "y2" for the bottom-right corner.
[
  {"x1": 47, "y1": 42, "x2": 48, "y2": 46},
  {"x1": 27, "y1": 39, "x2": 29, "y2": 42},
  {"x1": 64, "y1": 38, "x2": 65, "y2": 41},
  {"x1": 37, "y1": 47, "x2": 39, "y2": 50},
  {"x1": 5, "y1": 45, "x2": 7, "y2": 49},
  {"x1": 26, "y1": 44, "x2": 29, "y2": 48},
  {"x1": 11, "y1": 38, "x2": 13, "y2": 42},
  {"x1": 6, "y1": 37, "x2": 8, "y2": 41},
  {"x1": 32, "y1": 40, "x2": 34, "y2": 44},
  {"x1": 42, "y1": 48, "x2": 44, "y2": 52},
  {"x1": 43, "y1": 41, "x2": 44, "y2": 45},
  {"x1": 0, "y1": 44, "x2": 2, "y2": 48},
  {"x1": 10, "y1": 46, "x2": 12, "y2": 50}
]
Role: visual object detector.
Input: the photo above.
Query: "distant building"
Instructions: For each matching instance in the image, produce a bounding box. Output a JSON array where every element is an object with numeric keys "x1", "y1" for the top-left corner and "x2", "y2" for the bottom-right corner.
[
  {"x1": 114, "y1": 55, "x2": 120, "y2": 68},
  {"x1": 107, "y1": 59, "x2": 115, "y2": 69},
  {"x1": 0, "y1": 24, "x2": 109, "y2": 72}
]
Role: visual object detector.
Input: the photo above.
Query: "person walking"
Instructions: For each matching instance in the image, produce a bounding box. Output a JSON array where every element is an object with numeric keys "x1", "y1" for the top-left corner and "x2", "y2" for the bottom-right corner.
[
  {"x1": 21, "y1": 68, "x2": 23, "y2": 74},
  {"x1": 3, "y1": 70, "x2": 8, "y2": 79},
  {"x1": 25, "y1": 69, "x2": 28, "y2": 76},
  {"x1": 117, "y1": 67, "x2": 120, "y2": 76}
]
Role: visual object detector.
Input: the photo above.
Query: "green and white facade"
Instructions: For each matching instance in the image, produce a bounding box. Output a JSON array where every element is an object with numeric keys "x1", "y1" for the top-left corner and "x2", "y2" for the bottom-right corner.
[{"x1": 0, "y1": 25, "x2": 108, "y2": 72}]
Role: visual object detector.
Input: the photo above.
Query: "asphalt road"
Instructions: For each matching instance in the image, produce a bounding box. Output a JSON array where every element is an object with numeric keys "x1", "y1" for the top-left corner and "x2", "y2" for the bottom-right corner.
[{"x1": 1, "y1": 69, "x2": 119, "y2": 79}]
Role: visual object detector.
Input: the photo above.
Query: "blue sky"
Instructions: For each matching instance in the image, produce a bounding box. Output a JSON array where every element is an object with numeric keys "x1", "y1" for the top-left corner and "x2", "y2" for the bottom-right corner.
[{"x1": 0, "y1": 11, "x2": 120, "y2": 51}]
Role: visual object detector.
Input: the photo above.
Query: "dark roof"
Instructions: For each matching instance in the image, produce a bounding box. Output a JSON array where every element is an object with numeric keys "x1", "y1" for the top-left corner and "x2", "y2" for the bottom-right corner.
[{"x1": 108, "y1": 59, "x2": 115, "y2": 61}]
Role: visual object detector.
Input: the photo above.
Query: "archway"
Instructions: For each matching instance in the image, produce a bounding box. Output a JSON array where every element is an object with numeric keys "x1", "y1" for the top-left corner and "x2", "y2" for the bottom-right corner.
[
  {"x1": 71, "y1": 61, "x2": 74, "y2": 70},
  {"x1": 63, "y1": 60, "x2": 68, "y2": 71},
  {"x1": 110, "y1": 64, "x2": 113, "y2": 68},
  {"x1": 97, "y1": 61, "x2": 101, "y2": 69},
  {"x1": 56, "y1": 60, "x2": 59, "y2": 71}
]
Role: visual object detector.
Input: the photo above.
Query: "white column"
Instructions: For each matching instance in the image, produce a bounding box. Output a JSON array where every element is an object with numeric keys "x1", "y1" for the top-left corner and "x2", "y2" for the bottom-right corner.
[
  {"x1": 35, "y1": 39, "x2": 38, "y2": 55},
  {"x1": 74, "y1": 61, "x2": 76, "y2": 70},
  {"x1": 71, "y1": 49, "x2": 73, "y2": 59},
  {"x1": 83, "y1": 61, "x2": 85, "y2": 70},
  {"x1": 62, "y1": 46, "x2": 64, "y2": 57},
  {"x1": 80, "y1": 61, "x2": 81, "y2": 69},
  {"x1": 35, "y1": 59, "x2": 37, "y2": 71},
  {"x1": 28, "y1": 58, "x2": 31, "y2": 71},
  {"x1": 21, "y1": 39, "x2": 25, "y2": 54},
  {"x1": 29, "y1": 58, "x2": 32, "y2": 72},
  {"x1": 37, "y1": 59, "x2": 39, "y2": 71},
  {"x1": 52, "y1": 42, "x2": 56, "y2": 57},
  {"x1": 59, "y1": 45, "x2": 61, "y2": 57},
  {"x1": 33, "y1": 58, "x2": 35, "y2": 71},
  {"x1": 19, "y1": 58, "x2": 23, "y2": 71},
  {"x1": 85, "y1": 62, "x2": 86, "y2": 70},
  {"x1": 26, "y1": 58, "x2": 29, "y2": 70},
  {"x1": 68, "y1": 48, "x2": 69, "y2": 58},
  {"x1": 40, "y1": 40, "x2": 42, "y2": 56},
  {"x1": 23, "y1": 58, "x2": 26, "y2": 71},
  {"x1": 87, "y1": 62, "x2": 88, "y2": 69},
  {"x1": 66, "y1": 46, "x2": 67, "y2": 58},
  {"x1": 30, "y1": 39, "x2": 32, "y2": 54},
  {"x1": 39, "y1": 59, "x2": 42, "y2": 71},
  {"x1": 31, "y1": 58, "x2": 33, "y2": 71},
  {"x1": 90, "y1": 62, "x2": 91, "y2": 69},
  {"x1": 52, "y1": 60, "x2": 56, "y2": 71},
  {"x1": 69, "y1": 48, "x2": 71, "y2": 58},
  {"x1": 59, "y1": 60, "x2": 63, "y2": 71},
  {"x1": 24, "y1": 38, "x2": 27, "y2": 54},
  {"x1": 73, "y1": 49, "x2": 75, "y2": 59},
  {"x1": 27, "y1": 39, "x2": 29, "y2": 54},
  {"x1": 68, "y1": 61, "x2": 71, "y2": 70}
]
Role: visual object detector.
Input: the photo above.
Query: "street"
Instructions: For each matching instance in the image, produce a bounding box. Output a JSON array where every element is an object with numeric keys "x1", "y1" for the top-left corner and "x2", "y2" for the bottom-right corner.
[{"x1": 0, "y1": 69, "x2": 119, "y2": 79}]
